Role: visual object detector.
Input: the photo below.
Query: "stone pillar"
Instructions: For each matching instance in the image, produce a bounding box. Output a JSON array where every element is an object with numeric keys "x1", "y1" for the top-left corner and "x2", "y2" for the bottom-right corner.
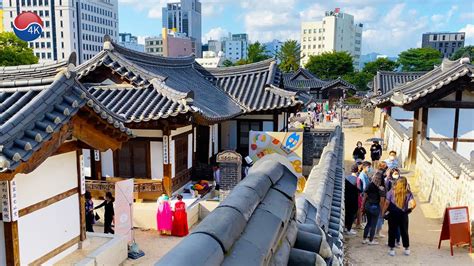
[{"x1": 216, "y1": 151, "x2": 242, "y2": 201}]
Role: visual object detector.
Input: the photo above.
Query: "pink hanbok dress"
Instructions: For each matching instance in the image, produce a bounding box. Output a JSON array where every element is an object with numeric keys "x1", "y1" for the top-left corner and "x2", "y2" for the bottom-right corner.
[{"x1": 157, "y1": 199, "x2": 173, "y2": 235}]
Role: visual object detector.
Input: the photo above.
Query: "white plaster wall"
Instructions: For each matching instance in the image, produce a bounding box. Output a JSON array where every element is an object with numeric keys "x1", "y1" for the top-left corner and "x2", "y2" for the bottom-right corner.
[
  {"x1": 384, "y1": 122, "x2": 410, "y2": 168},
  {"x1": 101, "y1": 149, "x2": 114, "y2": 177},
  {"x1": 132, "y1": 129, "x2": 163, "y2": 138},
  {"x1": 18, "y1": 195, "x2": 80, "y2": 264},
  {"x1": 15, "y1": 152, "x2": 78, "y2": 209},
  {"x1": 263, "y1": 121, "x2": 274, "y2": 132},
  {"x1": 278, "y1": 113, "x2": 284, "y2": 131},
  {"x1": 171, "y1": 125, "x2": 193, "y2": 137},
  {"x1": 457, "y1": 143, "x2": 474, "y2": 159},
  {"x1": 0, "y1": 222, "x2": 5, "y2": 266},
  {"x1": 150, "y1": 142, "x2": 164, "y2": 180},
  {"x1": 170, "y1": 140, "x2": 176, "y2": 178},
  {"x1": 188, "y1": 134, "x2": 193, "y2": 169},
  {"x1": 441, "y1": 92, "x2": 456, "y2": 101},
  {"x1": 427, "y1": 108, "x2": 455, "y2": 138},
  {"x1": 458, "y1": 109, "x2": 474, "y2": 139},
  {"x1": 462, "y1": 90, "x2": 474, "y2": 102},
  {"x1": 391, "y1": 107, "x2": 413, "y2": 129}
]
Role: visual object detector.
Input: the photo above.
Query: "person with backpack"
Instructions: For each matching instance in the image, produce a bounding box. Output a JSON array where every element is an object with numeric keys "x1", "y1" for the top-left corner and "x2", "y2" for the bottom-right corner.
[
  {"x1": 344, "y1": 164, "x2": 361, "y2": 235},
  {"x1": 361, "y1": 172, "x2": 386, "y2": 245},
  {"x1": 384, "y1": 176, "x2": 415, "y2": 256}
]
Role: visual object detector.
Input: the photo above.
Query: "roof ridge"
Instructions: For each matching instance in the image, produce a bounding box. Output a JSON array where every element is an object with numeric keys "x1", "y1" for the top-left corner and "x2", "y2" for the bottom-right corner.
[{"x1": 204, "y1": 59, "x2": 276, "y2": 74}]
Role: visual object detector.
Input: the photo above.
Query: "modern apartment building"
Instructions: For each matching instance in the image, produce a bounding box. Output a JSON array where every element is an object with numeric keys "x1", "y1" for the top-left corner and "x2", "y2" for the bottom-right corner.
[
  {"x1": 300, "y1": 8, "x2": 363, "y2": 69},
  {"x1": 222, "y1": 33, "x2": 248, "y2": 63},
  {"x1": 3, "y1": 0, "x2": 119, "y2": 63},
  {"x1": 195, "y1": 50, "x2": 225, "y2": 68},
  {"x1": 207, "y1": 39, "x2": 222, "y2": 54},
  {"x1": 145, "y1": 28, "x2": 193, "y2": 57},
  {"x1": 264, "y1": 39, "x2": 283, "y2": 58},
  {"x1": 118, "y1": 32, "x2": 144, "y2": 52},
  {"x1": 0, "y1": 1, "x2": 4, "y2": 33},
  {"x1": 162, "y1": 0, "x2": 201, "y2": 57},
  {"x1": 421, "y1": 32, "x2": 465, "y2": 58}
]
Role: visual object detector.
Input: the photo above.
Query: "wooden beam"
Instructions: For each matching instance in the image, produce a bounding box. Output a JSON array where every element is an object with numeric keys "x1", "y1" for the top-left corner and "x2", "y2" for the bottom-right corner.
[
  {"x1": 52, "y1": 141, "x2": 80, "y2": 156},
  {"x1": 4, "y1": 221, "x2": 20, "y2": 266},
  {"x1": 428, "y1": 101, "x2": 474, "y2": 109},
  {"x1": 29, "y1": 236, "x2": 80, "y2": 265},
  {"x1": 409, "y1": 108, "x2": 420, "y2": 169},
  {"x1": 18, "y1": 188, "x2": 77, "y2": 217},
  {"x1": 71, "y1": 116, "x2": 123, "y2": 152}
]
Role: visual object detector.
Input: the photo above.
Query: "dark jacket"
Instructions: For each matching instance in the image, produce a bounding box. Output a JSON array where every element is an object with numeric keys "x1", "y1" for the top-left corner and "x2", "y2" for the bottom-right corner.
[
  {"x1": 352, "y1": 147, "x2": 366, "y2": 160},
  {"x1": 95, "y1": 200, "x2": 114, "y2": 222},
  {"x1": 370, "y1": 143, "x2": 382, "y2": 160}
]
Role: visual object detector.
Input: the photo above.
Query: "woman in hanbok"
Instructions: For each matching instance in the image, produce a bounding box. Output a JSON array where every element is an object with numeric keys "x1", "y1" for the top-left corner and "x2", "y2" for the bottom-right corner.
[
  {"x1": 156, "y1": 194, "x2": 172, "y2": 235},
  {"x1": 172, "y1": 194, "x2": 189, "y2": 237}
]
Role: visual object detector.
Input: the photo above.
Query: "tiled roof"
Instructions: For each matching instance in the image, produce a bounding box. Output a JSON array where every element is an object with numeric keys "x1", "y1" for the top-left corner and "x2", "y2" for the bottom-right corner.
[
  {"x1": 321, "y1": 77, "x2": 356, "y2": 91},
  {"x1": 0, "y1": 55, "x2": 131, "y2": 172},
  {"x1": 195, "y1": 59, "x2": 302, "y2": 113},
  {"x1": 373, "y1": 71, "x2": 426, "y2": 95},
  {"x1": 77, "y1": 38, "x2": 242, "y2": 123},
  {"x1": 282, "y1": 68, "x2": 327, "y2": 90},
  {"x1": 372, "y1": 58, "x2": 473, "y2": 107}
]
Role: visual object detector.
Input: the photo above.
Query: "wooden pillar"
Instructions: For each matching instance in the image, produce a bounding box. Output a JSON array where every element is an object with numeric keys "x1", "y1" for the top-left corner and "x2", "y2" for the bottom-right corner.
[
  {"x1": 420, "y1": 107, "x2": 428, "y2": 141},
  {"x1": 409, "y1": 108, "x2": 420, "y2": 169},
  {"x1": 4, "y1": 221, "x2": 20, "y2": 266},
  {"x1": 453, "y1": 91, "x2": 462, "y2": 151},
  {"x1": 273, "y1": 113, "x2": 278, "y2": 131},
  {"x1": 162, "y1": 128, "x2": 172, "y2": 196},
  {"x1": 76, "y1": 150, "x2": 86, "y2": 241}
]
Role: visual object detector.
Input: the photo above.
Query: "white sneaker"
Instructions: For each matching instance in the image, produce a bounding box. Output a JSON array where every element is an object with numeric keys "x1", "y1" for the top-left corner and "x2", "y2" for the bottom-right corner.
[
  {"x1": 347, "y1": 229, "x2": 357, "y2": 235},
  {"x1": 395, "y1": 241, "x2": 401, "y2": 248},
  {"x1": 368, "y1": 240, "x2": 379, "y2": 245},
  {"x1": 362, "y1": 239, "x2": 369, "y2": 244},
  {"x1": 389, "y1": 249, "x2": 395, "y2": 256},
  {"x1": 375, "y1": 233, "x2": 386, "y2": 238},
  {"x1": 404, "y1": 249, "x2": 410, "y2": 256}
]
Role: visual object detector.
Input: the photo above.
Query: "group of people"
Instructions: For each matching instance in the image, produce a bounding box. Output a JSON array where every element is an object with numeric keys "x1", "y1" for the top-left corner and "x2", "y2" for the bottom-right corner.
[
  {"x1": 346, "y1": 141, "x2": 416, "y2": 256},
  {"x1": 156, "y1": 194, "x2": 189, "y2": 237},
  {"x1": 85, "y1": 191, "x2": 189, "y2": 238}
]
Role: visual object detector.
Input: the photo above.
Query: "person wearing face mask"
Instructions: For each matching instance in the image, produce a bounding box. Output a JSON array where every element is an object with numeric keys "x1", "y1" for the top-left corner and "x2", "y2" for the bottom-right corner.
[
  {"x1": 361, "y1": 172, "x2": 386, "y2": 245},
  {"x1": 385, "y1": 168, "x2": 400, "y2": 192},
  {"x1": 345, "y1": 164, "x2": 361, "y2": 235},
  {"x1": 358, "y1": 161, "x2": 372, "y2": 193},
  {"x1": 353, "y1": 141, "x2": 367, "y2": 163},
  {"x1": 384, "y1": 151, "x2": 399, "y2": 169}
]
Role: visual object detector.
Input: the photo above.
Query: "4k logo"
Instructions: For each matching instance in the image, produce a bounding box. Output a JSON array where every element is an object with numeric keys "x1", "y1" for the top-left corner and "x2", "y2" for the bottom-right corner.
[{"x1": 13, "y1": 11, "x2": 44, "y2": 42}]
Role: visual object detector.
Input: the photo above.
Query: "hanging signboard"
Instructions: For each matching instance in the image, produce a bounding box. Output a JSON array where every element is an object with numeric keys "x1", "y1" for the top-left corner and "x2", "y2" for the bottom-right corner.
[
  {"x1": 115, "y1": 179, "x2": 134, "y2": 243},
  {"x1": 0, "y1": 181, "x2": 11, "y2": 222},
  {"x1": 9, "y1": 180, "x2": 19, "y2": 221},
  {"x1": 80, "y1": 155, "x2": 86, "y2": 195},
  {"x1": 163, "y1": 136, "x2": 169, "y2": 164},
  {"x1": 438, "y1": 206, "x2": 472, "y2": 255},
  {"x1": 94, "y1": 150, "x2": 100, "y2": 161}
]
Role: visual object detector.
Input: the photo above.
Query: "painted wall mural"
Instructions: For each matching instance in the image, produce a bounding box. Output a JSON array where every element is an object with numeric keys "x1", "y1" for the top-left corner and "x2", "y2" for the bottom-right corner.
[{"x1": 249, "y1": 131, "x2": 305, "y2": 191}]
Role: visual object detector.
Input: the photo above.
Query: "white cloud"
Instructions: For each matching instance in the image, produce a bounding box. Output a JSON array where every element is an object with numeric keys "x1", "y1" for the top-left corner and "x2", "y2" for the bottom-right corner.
[
  {"x1": 202, "y1": 4, "x2": 224, "y2": 16},
  {"x1": 460, "y1": 12, "x2": 474, "y2": 21},
  {"x1": 119, "y1": 0, "x2": 171, "y2": 19},
  {"x1": 460, "y1": 24, "x2": 474, "y2": 45},
  {"x1": 203, "y1": 27, "x2": 228, "y2": 42},
  {"x1": 345, "y1": 6, "x2": 377, "y2": 23},
  {"x1": 148, "y1": 7, "x2": 162, "y2": 19},
  {"x1": 299, "y1": 3, "x2": 327, "y2": 21}
]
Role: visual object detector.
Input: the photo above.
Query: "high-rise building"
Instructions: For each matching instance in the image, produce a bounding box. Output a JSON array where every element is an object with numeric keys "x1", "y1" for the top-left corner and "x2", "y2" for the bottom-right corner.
[
  {"x1": 3, "y1": 0, "x2": 119, "y2": 63},
  {"x1": 145, "y1": 28, "x2": 193, "y2": 57},
  {"x1": 195, "y1": 51, "x2": 225, "y2": 68},
  {"x1": 207, "y1": 39, "x2": 222, "y2": 54},
  {"x1": 118, "y1": 32, "x2": 144, "y2": 52},
  {"x1": 222, "y1": 33, "x2": 248, "y2": 63},
  {"x1": 264, "y1": 39, "x2": 283, "y2": 58},
  {"x1": 0, "y1": 1, "x2": 4, "y2": 33},
  {"x1": 162, "y1": 0, "x2": 202, "y2": 57},
  {"x1": 422, "y1": 32, "x2": 465, "y2": 58},
  {"x1": 300, "y1": 8, "x2": 363, "y2": 69}
]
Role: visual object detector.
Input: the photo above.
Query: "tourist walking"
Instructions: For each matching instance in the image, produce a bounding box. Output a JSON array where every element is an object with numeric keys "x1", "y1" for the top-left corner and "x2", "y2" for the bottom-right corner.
[
  {"x1": 370, "y1": 140, "x2": 383, "y2": 168},
  {"x1": 384, "y1": 176, "x2": 415, "y2": 256},
  {"x1": 353, "y1": 141, "x2": 367, "y2": 162},
  {"x1": 94, "y1": 191, "x2": 115, "y2": 234},
  {"x1": 85, "y1": 191, "x2": 95, "y2": 232},
  {"x1": 384, "y1": 151, "x2": 399, "y2": 169},
  {"x1": 213, "y1": 164, "x2": 221, "y2": 190},
  {"x1": 172, "y1": 194, "x2": 189, "y2": 237},
  {"x1": 157, "y1": 194, "x2": 173, "y2": 235},
  {"x1": 344, "y1": 164, "x2": 361, "y2": 235},
  {"x1": 362, "y1": 172, "x2": 386, "y2": 245}
]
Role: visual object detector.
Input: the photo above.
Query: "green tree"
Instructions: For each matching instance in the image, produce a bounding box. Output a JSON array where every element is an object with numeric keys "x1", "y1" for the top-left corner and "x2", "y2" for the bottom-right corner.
[
  {"x1": 0, "y1": 32, "x2": 38, "y2": 66},
  {"x1": 397, "y1": 48, "x2": 442, "y2": 71},
  {"x1": 305, "y1": 51, "x2": 354, "y2": 80},
  {"x1": 277, "y1": 40, "x2": 301, "y2": 72},
  {"x1": 362, "y1": 57, "x2": 400, "y2": 75},
  {"x1": 222, "y1": 59, "x2": 234, "y2": 67},
  {"x1": 246, "y1": 42, "x2": 271, "y2": 63},
  {"x1": 450, "y1": 45, "x2": 474, "y2": 61},
  {"x1": 343, "y1": 71, "x2": 373, "y2": 91}
]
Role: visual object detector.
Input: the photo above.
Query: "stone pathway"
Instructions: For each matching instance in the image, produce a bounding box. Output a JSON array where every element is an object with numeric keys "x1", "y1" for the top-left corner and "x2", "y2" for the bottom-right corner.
[{"x1": 343, "y1": 127, "x2": 473, "y2": 265}]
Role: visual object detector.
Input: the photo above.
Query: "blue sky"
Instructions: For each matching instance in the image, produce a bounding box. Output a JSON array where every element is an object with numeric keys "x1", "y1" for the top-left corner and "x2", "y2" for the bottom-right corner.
[{"x1": 118, "y1": 0, "x2": 474, "y2": 57}]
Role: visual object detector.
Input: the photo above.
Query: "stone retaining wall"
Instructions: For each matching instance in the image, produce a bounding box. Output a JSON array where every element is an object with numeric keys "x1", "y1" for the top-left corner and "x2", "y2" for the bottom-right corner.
[
  {"x1": 384, "y1": 116, "x2": 411, "y2": 168},
  {"x1": 416, "y1": 140, "x2": 474, "y2": 226}
]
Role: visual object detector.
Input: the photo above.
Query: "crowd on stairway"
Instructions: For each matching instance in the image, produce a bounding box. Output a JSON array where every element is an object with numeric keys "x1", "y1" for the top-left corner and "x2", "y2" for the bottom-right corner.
[{"x1": 345, "y1": 140, "x2": 416, "y2": 257}]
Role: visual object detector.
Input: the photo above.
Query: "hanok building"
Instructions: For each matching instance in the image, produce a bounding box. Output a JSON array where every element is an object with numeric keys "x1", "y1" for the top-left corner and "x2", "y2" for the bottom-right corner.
[
  {"x1": 282, "y1": 68, "x2": 356, "y2": 107},
  {"x1": 372, "y1": 71, "x2": 426, "y2": 128},
  {"x1": 372, "y1": 58, "x2": 474, "y2": 162},
  {"x1": 77, "y1": 39, "x2": 301, "y2": 197},
  {"x1": 0, "y1": 56, "x2": 131, "y2": 265}
]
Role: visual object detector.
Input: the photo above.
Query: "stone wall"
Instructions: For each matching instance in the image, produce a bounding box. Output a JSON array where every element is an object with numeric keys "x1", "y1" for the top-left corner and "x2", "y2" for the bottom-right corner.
[
  {"x1": 384, "y1": 116, "x2": 411, "y2": 168},
  {"x1": 302, "y1": 130, "x2": 333, "y2": 176},
  {"x1": 416, "y1": 140, "x2": 474, "y2": 226}
]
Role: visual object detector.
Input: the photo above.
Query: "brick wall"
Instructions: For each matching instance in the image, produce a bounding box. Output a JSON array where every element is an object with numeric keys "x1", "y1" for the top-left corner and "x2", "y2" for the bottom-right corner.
[{"x1": 219, "y1": 162, "x2": 241, "y2": 201}]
